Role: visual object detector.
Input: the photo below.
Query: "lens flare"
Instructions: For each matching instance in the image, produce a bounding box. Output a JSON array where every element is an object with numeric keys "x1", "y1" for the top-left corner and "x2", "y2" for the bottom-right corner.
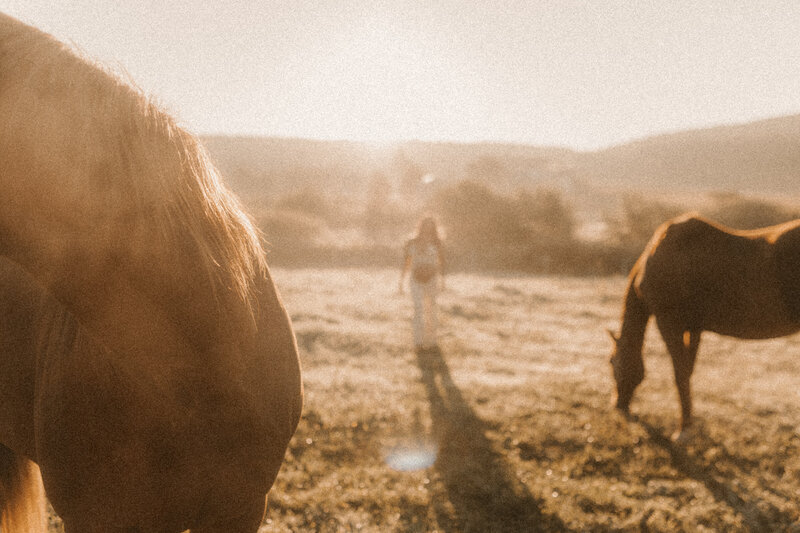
[{"x1": 384, "y1": 438, "x2": 438, "y2": 471}]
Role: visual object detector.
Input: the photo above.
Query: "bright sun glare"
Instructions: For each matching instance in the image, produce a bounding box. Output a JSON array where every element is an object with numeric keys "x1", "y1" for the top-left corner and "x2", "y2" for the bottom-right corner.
[{"x1": 312, "y1": 16, "x2": 484, "y2": 144}]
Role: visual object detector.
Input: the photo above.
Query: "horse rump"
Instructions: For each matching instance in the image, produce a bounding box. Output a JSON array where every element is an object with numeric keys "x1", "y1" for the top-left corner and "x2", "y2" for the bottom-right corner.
[{"x1": 0, "y1": 444, "x2": 46, "y2": 533}]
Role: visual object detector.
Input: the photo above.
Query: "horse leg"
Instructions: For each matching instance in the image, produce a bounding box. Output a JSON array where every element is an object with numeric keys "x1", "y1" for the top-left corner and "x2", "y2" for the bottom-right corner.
[
  {"x1": 675, "y1": 329, "x2": 701, "y2": 443},
  {"x1": 657, "y1": 320, "x2": 701, "y2": 440}
]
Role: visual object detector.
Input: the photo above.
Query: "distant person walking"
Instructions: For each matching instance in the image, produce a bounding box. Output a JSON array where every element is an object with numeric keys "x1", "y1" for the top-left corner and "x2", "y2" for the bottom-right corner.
[{"x1": 399, "y1": 216, "x2": 445, "y2": 352}]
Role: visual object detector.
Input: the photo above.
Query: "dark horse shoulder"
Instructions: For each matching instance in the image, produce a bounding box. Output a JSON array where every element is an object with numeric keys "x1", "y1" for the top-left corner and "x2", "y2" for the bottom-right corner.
[
  {"x1": 642, "y1": 213, "x2": 716, "y2": 262},
  {"x1": 773, "y1": 222, "x2": 800, "y2": 320},
  {"x1": 635, "y1": 214, "x2": 723, "y2": 297},
  {"x1": 660, "y1": 213, "x2": 720, "y2": 243}
]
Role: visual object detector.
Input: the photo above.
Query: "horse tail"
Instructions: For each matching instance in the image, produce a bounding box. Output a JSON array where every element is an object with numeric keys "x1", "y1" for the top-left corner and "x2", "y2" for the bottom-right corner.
[{"x1": 0, "y1": 445, "x2": 47, "y2": 533}]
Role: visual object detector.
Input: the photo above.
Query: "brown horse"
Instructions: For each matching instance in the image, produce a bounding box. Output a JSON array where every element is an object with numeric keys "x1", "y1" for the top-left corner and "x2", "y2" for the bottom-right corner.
[
  {"x1": 609, "y1": 213, "x2": 800, "y2": 440},
  {"x1": 0, "y1": 13, "x2": 302, "y2": 533}
]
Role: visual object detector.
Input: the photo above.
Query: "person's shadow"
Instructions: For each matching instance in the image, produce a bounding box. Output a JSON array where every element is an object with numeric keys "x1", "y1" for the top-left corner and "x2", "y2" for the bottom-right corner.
[{"x1": 416, "y1": 346, "x2": 567, "y2": 532}]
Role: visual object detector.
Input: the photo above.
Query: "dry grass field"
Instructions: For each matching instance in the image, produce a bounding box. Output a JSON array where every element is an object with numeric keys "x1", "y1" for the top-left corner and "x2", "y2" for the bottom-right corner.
[{"x1": 260, "y1": 268, "x2": 800, "y2": 532}]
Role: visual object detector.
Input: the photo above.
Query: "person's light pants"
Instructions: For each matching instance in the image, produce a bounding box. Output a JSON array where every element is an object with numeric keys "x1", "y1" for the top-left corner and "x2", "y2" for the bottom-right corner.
[{"x1": 410, "y1": 277, "x2": 438, "y2": 348}]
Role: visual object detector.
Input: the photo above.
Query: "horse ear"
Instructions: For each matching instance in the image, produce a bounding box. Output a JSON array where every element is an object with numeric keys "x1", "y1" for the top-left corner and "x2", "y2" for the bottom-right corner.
[{"x1": 606, "y1": 329, "x2": 619, "y2": 344}]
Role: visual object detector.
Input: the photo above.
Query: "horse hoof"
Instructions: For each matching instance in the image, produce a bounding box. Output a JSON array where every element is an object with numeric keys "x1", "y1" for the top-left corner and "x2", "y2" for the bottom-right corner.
[
  {"x1": 671, "y1": 428, "x2": 693, "y2": 445},
  {"x1": 612, "y1": 401, "x2": 630, "y2": 415},
  {"x1": 612, "y1": 406, "x2": 635, "y2": 424}
]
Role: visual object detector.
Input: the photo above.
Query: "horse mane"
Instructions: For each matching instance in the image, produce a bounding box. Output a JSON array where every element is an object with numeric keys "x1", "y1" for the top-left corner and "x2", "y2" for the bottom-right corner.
[{"x1": 0, "y1": 14, "x2": 265, "y2": 313}]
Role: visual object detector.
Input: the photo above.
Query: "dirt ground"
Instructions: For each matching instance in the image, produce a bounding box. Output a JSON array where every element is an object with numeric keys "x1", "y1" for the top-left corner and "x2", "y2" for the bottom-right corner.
[
  {"x1": 262, "y1": 268, "x2": 800, "y2": 532},
  {"x1": 43, "y1": 268, "x2": 800, "y2": 532}
]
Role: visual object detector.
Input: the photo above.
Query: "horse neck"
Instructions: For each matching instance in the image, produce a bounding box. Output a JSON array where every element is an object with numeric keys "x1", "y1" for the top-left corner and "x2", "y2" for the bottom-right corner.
[
  {"x1": 131, "y1": 261, "x2": 249, "y2": 353},
  {"x1": 617, "y1": 278, "x2": 650, "y2": 360}
]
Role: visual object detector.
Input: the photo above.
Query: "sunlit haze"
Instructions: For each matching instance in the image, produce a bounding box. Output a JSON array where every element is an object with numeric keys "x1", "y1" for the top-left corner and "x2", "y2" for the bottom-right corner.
[{"x1": 7, "y1": 1, "x2": 800, "y2": 150}]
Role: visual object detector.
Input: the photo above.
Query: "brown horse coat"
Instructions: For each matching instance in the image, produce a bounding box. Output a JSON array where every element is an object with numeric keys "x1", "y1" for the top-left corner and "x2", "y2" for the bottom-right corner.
[
  {"x1": 610, "y1": 213, "x2": 800, "y2": 437},
  {"x1": 0, "y1": 12, "x2": 302, "y2": 533}
]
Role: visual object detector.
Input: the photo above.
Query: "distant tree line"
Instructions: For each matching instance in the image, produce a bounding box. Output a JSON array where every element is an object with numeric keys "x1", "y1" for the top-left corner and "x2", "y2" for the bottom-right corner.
[{"x1": 252, "y1": 179, "x2": 800, "y2": 275}]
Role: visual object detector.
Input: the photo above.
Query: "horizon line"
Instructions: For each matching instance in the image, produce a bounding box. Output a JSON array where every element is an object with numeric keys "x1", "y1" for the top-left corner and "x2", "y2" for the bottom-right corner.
[{"x1": 191, "y1": 110, "x2": 800, "y2": 155}]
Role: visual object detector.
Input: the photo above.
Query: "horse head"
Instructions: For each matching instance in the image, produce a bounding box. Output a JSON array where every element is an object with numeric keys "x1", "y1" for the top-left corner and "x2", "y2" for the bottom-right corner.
[{"x1": 607, "y1": 328, "x2": 643, "y2": 415}]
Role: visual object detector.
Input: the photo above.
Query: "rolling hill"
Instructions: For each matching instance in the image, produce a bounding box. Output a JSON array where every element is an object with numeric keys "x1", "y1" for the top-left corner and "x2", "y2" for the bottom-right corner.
[
  {"x1": 201, "y1": 113, "x2": 800, "y2": 200},
  {"x1": 580, "y1": 114, "x2": 800, "y2": 194}
]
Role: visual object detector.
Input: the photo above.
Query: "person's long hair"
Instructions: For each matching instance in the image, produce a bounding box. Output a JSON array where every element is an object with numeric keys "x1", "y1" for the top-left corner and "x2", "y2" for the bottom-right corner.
[{"x1": 414, "y1": 216, "x2": 443, "y2": 247}]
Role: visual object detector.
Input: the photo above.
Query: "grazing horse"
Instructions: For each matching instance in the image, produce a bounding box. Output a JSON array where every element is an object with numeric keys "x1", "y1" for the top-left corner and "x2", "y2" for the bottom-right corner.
[
  {"x1": 0, "y1": 13, "x2": 302, "y2": 533},
  {"x1": 609, "y1": 213, "x2": 800, "y2": 440}
]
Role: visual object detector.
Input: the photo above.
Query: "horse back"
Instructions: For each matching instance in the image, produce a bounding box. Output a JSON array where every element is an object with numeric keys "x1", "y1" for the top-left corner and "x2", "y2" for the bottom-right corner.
[
  {"x1": 635, "y1": 214, "x2": 752, "y2": 285},
  {"x1": 635, "y1": 214, "x2": 800, "y2": 337}
]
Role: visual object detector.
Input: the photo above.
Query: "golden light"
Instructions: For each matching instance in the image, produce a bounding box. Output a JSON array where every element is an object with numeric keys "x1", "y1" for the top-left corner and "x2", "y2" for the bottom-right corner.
[{"x1": 305, "y1": 14, "x2": 487, "y2": 144}]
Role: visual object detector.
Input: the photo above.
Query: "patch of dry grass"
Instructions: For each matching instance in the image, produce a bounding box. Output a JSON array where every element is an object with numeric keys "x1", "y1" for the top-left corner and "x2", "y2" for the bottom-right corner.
[{"x1": 263, "y1": 269, "x2": 800, "y2": 532}]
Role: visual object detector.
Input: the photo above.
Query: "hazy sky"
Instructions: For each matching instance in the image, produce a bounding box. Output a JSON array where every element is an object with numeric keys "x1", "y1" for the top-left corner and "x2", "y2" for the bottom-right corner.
[{"x1": 5, "y1": 1, "x2": 800, "y2": 150}]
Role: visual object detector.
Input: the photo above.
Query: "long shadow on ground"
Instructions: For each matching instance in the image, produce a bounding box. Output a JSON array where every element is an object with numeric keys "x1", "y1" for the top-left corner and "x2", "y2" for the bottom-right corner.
[
  {"x1": 416, "y1": 346, "x2": 567, "y2": 532},
  {"x1": 638, "y1": 418, "x2": 797, "y2": 531}
]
